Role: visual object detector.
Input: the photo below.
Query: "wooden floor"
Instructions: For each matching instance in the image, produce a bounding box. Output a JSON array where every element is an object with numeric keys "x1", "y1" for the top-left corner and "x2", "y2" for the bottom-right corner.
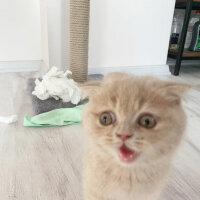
[{"x1": 0, "y1": 66, "x2": 199, "y2": 200}]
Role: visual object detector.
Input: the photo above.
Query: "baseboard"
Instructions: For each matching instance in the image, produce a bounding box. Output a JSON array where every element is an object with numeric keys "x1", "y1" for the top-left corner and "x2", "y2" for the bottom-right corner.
[
  {"x1": 0, "y1": 61, "x2": 170, "y2": 76},
  {"x1": 0, "y1": 60, "x2": 42, "y2": 72},
  {"x1": 88, "y1": 64, "x2": 171, "y2": 76}
]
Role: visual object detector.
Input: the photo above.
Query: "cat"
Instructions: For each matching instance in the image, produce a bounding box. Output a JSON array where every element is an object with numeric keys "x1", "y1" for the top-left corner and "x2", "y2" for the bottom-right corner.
[{"x1": 80, "y1": 72, "x2": 191, "y2": 200}]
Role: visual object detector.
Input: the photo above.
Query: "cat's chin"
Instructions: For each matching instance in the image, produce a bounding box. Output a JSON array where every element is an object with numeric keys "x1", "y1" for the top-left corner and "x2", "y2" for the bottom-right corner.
[{"x1": 118, "y1": 144, "x2": 139, "y2": 163}]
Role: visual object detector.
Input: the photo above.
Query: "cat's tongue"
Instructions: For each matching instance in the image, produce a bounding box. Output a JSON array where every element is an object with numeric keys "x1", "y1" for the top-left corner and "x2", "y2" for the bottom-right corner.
[{"x1": 118, "y1": 144, "x2": 136, "y2": 163}]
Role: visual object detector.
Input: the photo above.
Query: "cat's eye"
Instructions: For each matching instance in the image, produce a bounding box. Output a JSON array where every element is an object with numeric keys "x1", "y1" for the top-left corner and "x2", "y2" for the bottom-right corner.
[
  {"x1": 138, "y1": 114, "x2": 157, "y2": 129},
  {"x1": 99, "y1": 112, "x2": 115, "y2": 126}
]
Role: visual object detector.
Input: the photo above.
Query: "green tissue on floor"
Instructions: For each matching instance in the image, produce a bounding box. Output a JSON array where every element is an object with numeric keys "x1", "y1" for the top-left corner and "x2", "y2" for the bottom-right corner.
[{"x1": 24, "y1": 105, "x2": 84, "y2": 127}]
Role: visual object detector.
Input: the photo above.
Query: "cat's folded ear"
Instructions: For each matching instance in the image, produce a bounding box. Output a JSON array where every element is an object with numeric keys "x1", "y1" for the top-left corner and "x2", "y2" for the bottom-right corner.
[
  {"x1": 77, "y1": 72, "x2": 133, "y2": 99},
  {"x1": 160, "y1": 81, "x2": 194, "y2": 103},
  {"x1": 77, "y1": 81, "x2": 102, "y2": 99}
]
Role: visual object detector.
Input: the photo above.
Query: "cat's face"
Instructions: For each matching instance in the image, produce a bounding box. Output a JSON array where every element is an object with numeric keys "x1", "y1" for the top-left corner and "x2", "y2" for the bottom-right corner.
[{"x1": 81, "y1": 73, "x2": 191, "y2": 166}]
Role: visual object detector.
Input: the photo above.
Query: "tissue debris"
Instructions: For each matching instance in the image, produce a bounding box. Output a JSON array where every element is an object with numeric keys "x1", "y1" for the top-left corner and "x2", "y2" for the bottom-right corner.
[{"x1": 32, "y1": 67, "x2": 81, "y2": 104}]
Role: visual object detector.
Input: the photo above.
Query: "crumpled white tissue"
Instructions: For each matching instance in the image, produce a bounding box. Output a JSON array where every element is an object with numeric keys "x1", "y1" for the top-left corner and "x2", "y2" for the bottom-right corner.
[
  {"x1": 0, "y1": 115, "x2": 18, "y2": 124},
  {"x1": 32, "y1": 67, "x2": 81, "y2": 104}
]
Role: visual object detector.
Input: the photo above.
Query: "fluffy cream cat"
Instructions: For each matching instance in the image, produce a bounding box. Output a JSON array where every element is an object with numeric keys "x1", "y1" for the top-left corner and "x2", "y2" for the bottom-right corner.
[{"x1": 81, "y1": 72, "x2": 191, "y2": 200}]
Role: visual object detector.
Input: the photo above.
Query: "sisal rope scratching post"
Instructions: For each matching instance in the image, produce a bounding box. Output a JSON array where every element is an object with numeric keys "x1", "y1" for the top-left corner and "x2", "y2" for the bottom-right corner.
[{"x1": 70, "y1": 0, "x2": 90, "y2": 82}]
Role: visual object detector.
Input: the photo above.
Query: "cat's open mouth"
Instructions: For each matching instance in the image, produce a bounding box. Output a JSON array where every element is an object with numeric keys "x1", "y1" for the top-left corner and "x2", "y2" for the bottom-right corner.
[{"x1": 118, "y1": 144, "x2": 137, "y2": 163}]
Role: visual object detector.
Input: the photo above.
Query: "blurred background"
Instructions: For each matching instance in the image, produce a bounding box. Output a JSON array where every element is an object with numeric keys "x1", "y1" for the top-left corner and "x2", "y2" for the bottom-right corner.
[{"x1": 0, "y1": 0, "x2": 175, "y2": 76}]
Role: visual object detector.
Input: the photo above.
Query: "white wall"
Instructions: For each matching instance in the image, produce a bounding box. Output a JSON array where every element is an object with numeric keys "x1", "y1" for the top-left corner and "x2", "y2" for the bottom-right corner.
[
  {"x1": 89, "y1": 0, "x2": 175, "y2": 68},
  {"x1": 45, "y1": 0, "x2": 62, "y2": 69},
  {"x1": 44, "y1": 0, "x2": 69, "y2": 70},
  {"x1": 45, "y1": 0, "x2": 175, "y2": 73},
  {"x1": 40, "y1": 0, "x2": 49, "y2": 68},
  {"x1": 0, "y1": 0, "x2": 175, "y2": 72},
  {"x1": 0, "y1": 0, "x2": 42, "y2": 61}
]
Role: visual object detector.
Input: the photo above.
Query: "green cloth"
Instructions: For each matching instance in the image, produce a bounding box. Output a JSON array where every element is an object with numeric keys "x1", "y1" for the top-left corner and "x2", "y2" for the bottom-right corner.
[{"x1": 24, "y1": 105, "x2": 84, "y2": 127}]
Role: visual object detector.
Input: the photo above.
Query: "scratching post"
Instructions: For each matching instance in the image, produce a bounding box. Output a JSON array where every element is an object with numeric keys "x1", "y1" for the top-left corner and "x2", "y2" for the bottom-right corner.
[{"x1": 70, "y1": 0, "x2": 90, "y2": 82}]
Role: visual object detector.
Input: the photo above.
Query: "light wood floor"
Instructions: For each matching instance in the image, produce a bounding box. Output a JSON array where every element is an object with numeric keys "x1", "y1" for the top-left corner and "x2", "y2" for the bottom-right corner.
[{"x1": 0, "y1": 66, "x2": 199, "y2": 200}]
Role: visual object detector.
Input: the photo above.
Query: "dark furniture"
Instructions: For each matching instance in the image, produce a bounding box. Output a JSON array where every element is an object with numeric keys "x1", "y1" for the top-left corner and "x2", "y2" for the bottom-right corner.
[{"x1": 168, "y1": 0, "x2": 200, "y2": 75}]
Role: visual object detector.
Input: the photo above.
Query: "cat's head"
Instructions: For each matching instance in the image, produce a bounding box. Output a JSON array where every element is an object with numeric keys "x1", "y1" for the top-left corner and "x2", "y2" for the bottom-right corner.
[{"x1": 81, "y1": 72, "x2": 191, "y2": 166}]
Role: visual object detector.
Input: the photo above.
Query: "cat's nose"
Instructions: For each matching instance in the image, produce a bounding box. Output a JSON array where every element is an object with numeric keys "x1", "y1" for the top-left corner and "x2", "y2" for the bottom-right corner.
[{"x1": 116, "y1": 133, "x2": 133, "y2": 141}]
